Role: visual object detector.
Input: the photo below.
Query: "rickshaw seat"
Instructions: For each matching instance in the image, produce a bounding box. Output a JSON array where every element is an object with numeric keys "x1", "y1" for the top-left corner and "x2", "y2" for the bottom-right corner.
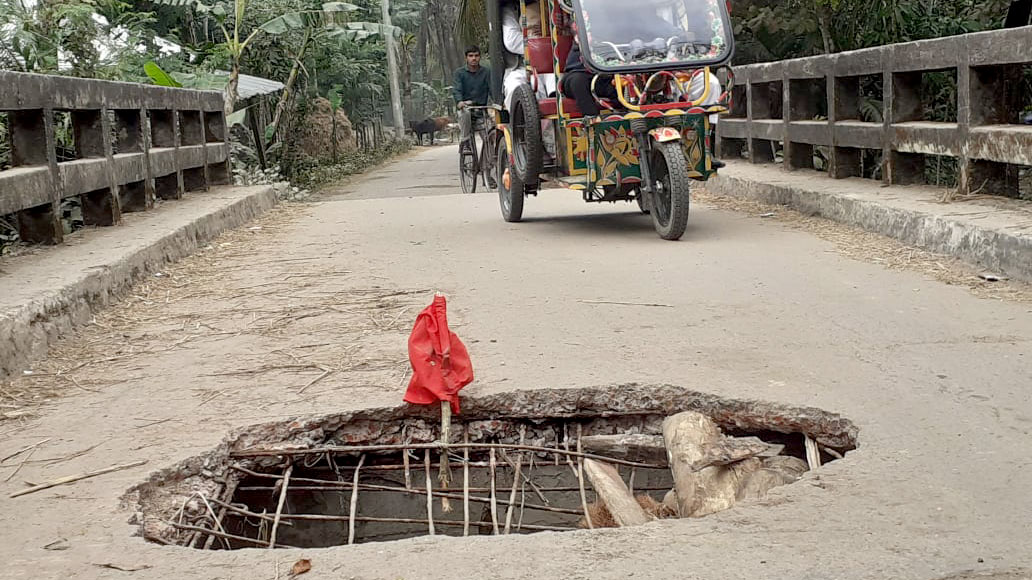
[
  {"x1": 527, "y1": 36, "x2": 574, "y2": 74},
  {"x1": 538, "y1": 97, "x2": 582, "y2": 117}
]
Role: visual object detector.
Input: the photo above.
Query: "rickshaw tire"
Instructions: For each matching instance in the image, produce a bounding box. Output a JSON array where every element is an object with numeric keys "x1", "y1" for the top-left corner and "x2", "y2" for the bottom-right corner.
[
  {"x1": 498, "y1": 138, "x2": 525, "y2": 222},
  {"x1": 650, "y1": 142, "x2": 690, "y2": 240},
  {"x1": 511, "y1": 83, "x2": 543, "y2": 186}
]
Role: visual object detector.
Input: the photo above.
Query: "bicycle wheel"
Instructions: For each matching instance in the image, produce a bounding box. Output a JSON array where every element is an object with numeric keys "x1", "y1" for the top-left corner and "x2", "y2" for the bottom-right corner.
[{"x1": 459, "y1": 139, "x2": 478, "y2": 194}]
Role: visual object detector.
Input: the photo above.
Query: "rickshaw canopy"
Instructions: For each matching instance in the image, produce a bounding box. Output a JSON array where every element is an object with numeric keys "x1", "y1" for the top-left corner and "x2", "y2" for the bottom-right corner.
[{"x1": 574, "y1": 0, "x2": 733, "y2": 72}]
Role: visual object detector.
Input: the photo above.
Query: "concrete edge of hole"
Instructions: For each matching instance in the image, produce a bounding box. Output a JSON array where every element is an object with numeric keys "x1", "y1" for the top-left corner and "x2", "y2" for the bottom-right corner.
[
  {"x1": 0, "y1": 184, "x2": 279, "y2": 380},
  {"x1": 121, "y1": 383, "x2": 859, "y2": 547}
]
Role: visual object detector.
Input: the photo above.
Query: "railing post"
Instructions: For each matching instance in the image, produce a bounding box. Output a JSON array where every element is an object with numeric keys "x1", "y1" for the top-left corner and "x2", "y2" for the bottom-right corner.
[
  {"x1": 884, "y1": 47, "x2": 924, "y2": 185},
  {"x1": 747, "y1": 76, "x2": 774, "y2": 163},
  {"x1": 78, "y1": 107, "x2": 122, "y2": 226},
  {"x1": 828, "y1": 56, "x2": 861, "y2": 179},
  {"x1": 958, "y1": 36, "x2": 1022, "y2": 197},
  {"x1": 13, "y1": 108, "x2": 63, "y2": 244}
]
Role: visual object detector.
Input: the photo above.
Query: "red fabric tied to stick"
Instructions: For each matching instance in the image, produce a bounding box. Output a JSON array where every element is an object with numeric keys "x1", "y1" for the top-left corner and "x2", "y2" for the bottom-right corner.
[{"x1": 404, "y1": 294, "x2": 473, "y2": 413}]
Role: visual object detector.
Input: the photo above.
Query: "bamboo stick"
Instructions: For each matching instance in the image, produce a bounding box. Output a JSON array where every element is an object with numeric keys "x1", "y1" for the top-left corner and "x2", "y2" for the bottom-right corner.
[
  {"x1": 201, "y1": 478, "x2": 239, "y2": 550},
  {"x1": 403, "y1": 449, "x2": 412, "y2": 489},
  {"x1": 230, "y1": 443, "x2": 663, "y2": 469},
  {"x1": 169, "y1": 522, "x2": 296, "y2": 548},
  {"x1": 424, "y1": 450, "x2": 435, "y2": 536},
  {"x1": 489, "y1": 448, "x2": 499, "y2": 534},
  {"x1": 235, "y1": 483, "x2": 670, "y2": 494},
  {"x1": 573, "y1": 426, "x2": 592, "y2": 529},
  {"x1": 268, "y1": 464, "x2": 293, "y2": 548},
  {"x1": 347, "y1": 454, "x2": 365, "y2": 545},
  {"x1": 231, "y1": 484, "x2": 583, "y2": 515},
  {"x1": 503, "y1": 452, "x2": 523, "y2": 534},
  {"x1": 214, "y1": 510, "x2": 575, "y2": 532},
  {"x1": 462, "y1": 428, "x2": 470, "y2": 537},
  {"x1": 9, "y1": 460, "x2": 147, "y2": 498}
]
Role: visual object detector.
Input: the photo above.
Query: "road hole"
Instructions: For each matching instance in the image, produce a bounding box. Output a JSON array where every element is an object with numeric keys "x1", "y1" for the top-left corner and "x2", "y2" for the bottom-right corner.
[{"x1": 126, "y1": 384, "x2": 857, "y2": 549}]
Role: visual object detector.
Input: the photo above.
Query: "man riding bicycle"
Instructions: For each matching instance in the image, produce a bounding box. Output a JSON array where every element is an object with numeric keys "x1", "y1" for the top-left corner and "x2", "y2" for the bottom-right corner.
[{"x1": 453, "y1": 45, "x2": 496, "y2": 188}]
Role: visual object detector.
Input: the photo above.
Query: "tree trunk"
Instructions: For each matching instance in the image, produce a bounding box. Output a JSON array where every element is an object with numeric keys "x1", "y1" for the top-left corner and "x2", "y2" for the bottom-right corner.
[
  {"x1": 382, "y1": 0, "x2": 406, "y2": 138},
  {"x1": 582, "y1": 459, "x2": 653, "y2": 527},
  {"x1": 267, "y1": 27, "x2": 313, "y2": 144},
  {"x1": 661, "y1": 411, "x2": 763, "y2": 518},
  {"x1": 814, "y1": 1, "x2": 836, "y2": 54},
  {"x1": 225, "y1": 63, "x2": 240, "y2": 118}
]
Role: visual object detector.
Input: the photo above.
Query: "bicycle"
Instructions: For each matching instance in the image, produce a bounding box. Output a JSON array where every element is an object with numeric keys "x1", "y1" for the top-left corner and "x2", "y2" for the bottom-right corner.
[{"x1": 458, "y1": 105, "x2": 500, "y2": 194}]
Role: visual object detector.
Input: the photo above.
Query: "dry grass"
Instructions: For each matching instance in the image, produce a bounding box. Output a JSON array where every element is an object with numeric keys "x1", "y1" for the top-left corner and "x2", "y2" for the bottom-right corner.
[
  {"x1": 1, "y1": 201, "x2": 427, "y2": 421},
  {"x1": 694, "y1": 188, "x2": 1032, "y2": 304}
]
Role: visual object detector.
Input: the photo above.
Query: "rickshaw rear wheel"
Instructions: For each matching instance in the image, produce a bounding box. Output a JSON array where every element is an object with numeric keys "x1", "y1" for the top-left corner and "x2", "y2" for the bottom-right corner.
[
  {"x1": 459, "y1": 139, "x2": 478, "y2": 194},
  {"x1": 649, "y1": 142, "x2": 690, "y2": 240},
  {"x1": 511, "y1": 83, "x2": 543, "y2": 187},
  {"x1": 498, "y1": 137, "x2": 525, "y2": 222}
]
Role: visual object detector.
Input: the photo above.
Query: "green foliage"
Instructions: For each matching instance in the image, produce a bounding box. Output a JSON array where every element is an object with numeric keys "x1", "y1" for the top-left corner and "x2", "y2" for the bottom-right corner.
[
  {"x1": 732, "y1": 0, "x2": 1012, "y2": 63},
  {"x1": 144, "y1": 61, "x2": 183, "y2": 86}
]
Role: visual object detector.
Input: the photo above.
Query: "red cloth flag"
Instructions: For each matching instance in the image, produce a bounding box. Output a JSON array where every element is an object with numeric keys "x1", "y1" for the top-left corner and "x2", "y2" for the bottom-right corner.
[{"x1": 404, "y1": 294, "x2": 473, "y2": 413}]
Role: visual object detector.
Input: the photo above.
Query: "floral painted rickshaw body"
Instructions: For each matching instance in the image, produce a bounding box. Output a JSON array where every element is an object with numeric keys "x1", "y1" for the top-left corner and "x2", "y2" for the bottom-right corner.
[{"x1": 485, "y1": 0, "x2": 735, "y2": 239}]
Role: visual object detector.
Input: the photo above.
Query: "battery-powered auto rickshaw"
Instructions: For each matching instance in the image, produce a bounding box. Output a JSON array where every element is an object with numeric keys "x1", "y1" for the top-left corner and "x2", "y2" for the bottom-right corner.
[{"x1": 470, "y1": 0, "x2": 734, "y2": 239}]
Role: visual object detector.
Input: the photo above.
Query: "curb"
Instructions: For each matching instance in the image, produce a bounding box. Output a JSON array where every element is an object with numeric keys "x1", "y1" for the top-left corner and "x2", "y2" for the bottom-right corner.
[
  {"x1": 0, "y1": 184, "x2": 278, "y2": 380},
  {"x1": 706, "y1": 165, "x2": 1032, "y2": 283}
]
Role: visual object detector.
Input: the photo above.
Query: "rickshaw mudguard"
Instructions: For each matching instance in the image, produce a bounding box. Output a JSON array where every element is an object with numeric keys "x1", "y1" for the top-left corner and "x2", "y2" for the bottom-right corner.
[{"x1": 649, "y1": 127, "x2": 681, "y2": 143}]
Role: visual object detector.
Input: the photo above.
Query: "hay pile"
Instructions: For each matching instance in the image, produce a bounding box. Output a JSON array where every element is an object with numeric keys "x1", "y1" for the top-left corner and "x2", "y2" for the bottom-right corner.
[{"x1": 299, "y1": 97, "x2": 357, "y2": 160}]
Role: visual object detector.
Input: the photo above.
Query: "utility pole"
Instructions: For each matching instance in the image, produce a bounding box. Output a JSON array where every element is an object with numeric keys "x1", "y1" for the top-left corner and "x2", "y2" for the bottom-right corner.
[{"x1": 382, "y1": 0, "x2": 405, "y2": 138}]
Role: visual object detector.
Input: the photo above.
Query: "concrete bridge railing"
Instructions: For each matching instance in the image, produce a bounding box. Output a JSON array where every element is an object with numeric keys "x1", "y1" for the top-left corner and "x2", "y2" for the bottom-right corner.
[
  {"x1": 717, "y1": 25, "x2": 1032, "y2": 197},
  {"x1": 0, "y1": 71, "x2": 231, "y2": 244}
]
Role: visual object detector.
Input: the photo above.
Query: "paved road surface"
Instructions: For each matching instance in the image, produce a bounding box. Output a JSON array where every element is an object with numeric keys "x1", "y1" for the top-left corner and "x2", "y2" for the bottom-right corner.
[{"x1": 2, "y1": 145, "x2": 1030, "y2": 580}]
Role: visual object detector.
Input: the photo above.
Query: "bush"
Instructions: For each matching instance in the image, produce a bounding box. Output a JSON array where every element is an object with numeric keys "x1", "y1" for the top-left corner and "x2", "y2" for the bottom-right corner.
[{"x1": 292, "y1": 139, "x2": 412, "y2": 189}]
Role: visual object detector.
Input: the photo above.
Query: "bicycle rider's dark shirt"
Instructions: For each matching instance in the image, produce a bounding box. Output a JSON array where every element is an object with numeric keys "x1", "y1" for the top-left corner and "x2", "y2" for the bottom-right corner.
[{"x1": 452, "y1": 65, "x2": 491, "y2": 105}]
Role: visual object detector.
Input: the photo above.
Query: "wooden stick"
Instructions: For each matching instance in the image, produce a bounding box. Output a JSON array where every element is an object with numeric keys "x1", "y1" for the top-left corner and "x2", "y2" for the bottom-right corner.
[
  {"x1": 208, "y1": 498, "x2": 293, "y2": 525},
  {"x1": 236, "y1": 482, "x2": 670, "y2": 494},
  {"x1": 403, "y1": 449, "x2": 412, "y2": 489},
  {"x1": 230, "y1": 443, "x2": 663, "y2": 469},
  {"x1": 3, "y1": 446, "x2": 35, "y2": 483},
  {"x1": 1, "y1": 438, "x2": 51, "y2": 463},
  {"x1": 201, "y1": 478, "x2": 239, "y2": 550},
  {"x1": 574, "y1": 426, "x2": 593, "y2": 529},
  {"x1": 169, "y1": 522, "x2": 296, "y2": 548},
  {"x1": 577, "y1": 299, "x2": 674, "y2": 308},
  {"x1": 804, "y1": 435, "x2": 822, "y2": 470},
  {"x1": 268, "y1": 464, "x2": 292, "y2": 548},
  {"x1": 628, "y1": 467, "x2": 636, "y2": 495},
  {"x1": 236, "y1": 483, "x2": 583, "y2": 515},
  {"x1": 424, "y1": 449, "x2": 435, "y2": 536},
  {"x1": 820, "y1": 445, "x2": 844, "y2": 460},
  {"x1": 439, "y1": 402, "x2": 452, "y2": 510},
  {"x1": 462, "y1": 428, "x2": 470, "y2": 537},
  {"x1": 9, "y1": 460, "x2": 147, "y2": 498},
  {"x1": 488, "y1": 448, "x2": 499, "y2": 534},
  {"x1": 503, "y1": 452, "x2": 523, "y2": 534},
  {"x1": 347, "y1": 454, "x2": 365, "y2": 545},
  {"x1": 218, "y1": 510, "x2": 575, "y2": 532}
]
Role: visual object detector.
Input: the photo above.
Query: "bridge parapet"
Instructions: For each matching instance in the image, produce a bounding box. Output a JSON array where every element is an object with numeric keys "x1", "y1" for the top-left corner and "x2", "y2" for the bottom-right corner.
[
  {"x1": 1, "y1": 71, "x2": 230, "y2": 244},
  {"x1": 718, "y1": 26, "x2": 1032, "y2": 197}
]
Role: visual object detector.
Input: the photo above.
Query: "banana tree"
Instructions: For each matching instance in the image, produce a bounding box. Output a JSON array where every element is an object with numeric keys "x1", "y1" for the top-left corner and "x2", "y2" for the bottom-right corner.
[{"x1": 154, "y1": 0, "x2": 396, "y2": 118}]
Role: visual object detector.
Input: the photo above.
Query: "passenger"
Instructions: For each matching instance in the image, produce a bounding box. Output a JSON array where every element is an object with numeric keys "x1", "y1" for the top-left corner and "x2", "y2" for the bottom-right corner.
[
  {"x1": 559, "y1": 27, "x2": 618, "y2": 118},
  {"x1": 501, "y1": 0, "x2": 556, "y2": 155}
]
